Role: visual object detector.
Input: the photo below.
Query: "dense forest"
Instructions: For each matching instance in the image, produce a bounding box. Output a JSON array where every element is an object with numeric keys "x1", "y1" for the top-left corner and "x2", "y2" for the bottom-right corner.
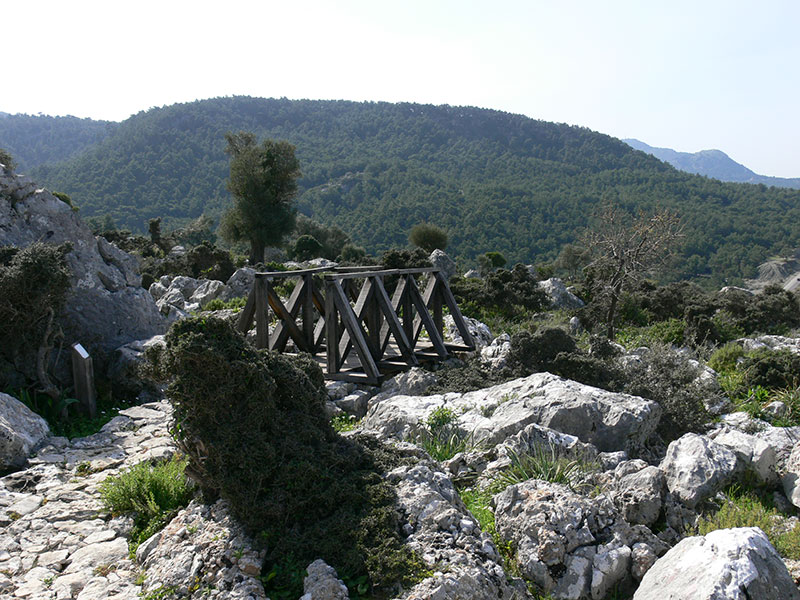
[
  {"x1": 3, "y1": 97, "x2": 800, "y2": 286},
  {"x1": 0, "y1": 113, "x2": 116, "y2": 171}
]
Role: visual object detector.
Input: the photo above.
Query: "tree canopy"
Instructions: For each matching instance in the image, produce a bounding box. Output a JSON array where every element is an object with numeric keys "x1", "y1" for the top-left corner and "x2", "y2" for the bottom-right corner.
[{"x1": 219, "y1": 132, "x2": 300, "y2": 264}]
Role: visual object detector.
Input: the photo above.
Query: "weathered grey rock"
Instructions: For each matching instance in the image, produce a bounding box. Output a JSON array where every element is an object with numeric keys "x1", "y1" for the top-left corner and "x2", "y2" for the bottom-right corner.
[
  {"x1": 764, "y1": 400, "x2": 789, "y2": 420},
  {"x1": 782, "y1": 441, "x2": 800, "y2": 509},
  {"x1": 301, "y1": 559, "x2": 349, "y2": 600},
  {"x1": 630, "y1": 542, "x2": 657, "y2": 581},
  {"x1": 660, "y1": 433, "x2": 739, "y2": 508},
  {"x1": 335, "y1": 390, "x2": 372, "y2": 419},
  {"x1": 0, "y1": 170, "x2": 165, "y2": 368},
  {"x1": 538, "y1": 278, "x2": 585, "y2": 309},
  {"x1": 386, "y1": 459, "x2": 522, "y2": 599},
  {"x1": 740, "y1": 334, "x2": 800, "y2": 355},
  {"x1": 0, "y1": 392, "x2": 50, "y2": 472},
  {"x1": 708, "y1": 427, "x2": 778, "y2": 484},
  {"x1": 568, "y1": 316, "x2": 583, "y2": 335},
  {"x1": 445, "y1": 314, "x2": 493, "y2": 349},
  {"x1": 480, "y1": 333, "x2": 511, "y2": 369},
  {"x1": 107, "y1": 335, "x2": 166, "y2": 401},
  {"x1": 362, "y1": 373, "x2": 661, "y2": 454},
  {"x1": 633, "y1": 527, "x2": 800, "y2": 600},
  {"x1": 494, "y1": 479, "x2": 657, "y2": 599},
  {"x1": 140, "y1": 499, "x2": 267, "y2": 600},
  {"x1": 148, "y1": 280, "x2": 169, "y2": 301},
  {"x1": 612, "y1": 466, "x2": 665, "y2": 527},
  {"x1": 223, "y1": 267, "x2": 256, "y2": 299},
  {"x1": 367, "y1": 367, "x2": 438, "y2": 409},
  {"x1": 755, "y1": 425, "x2": 800, "y2": 473},
  {"x1": 189, "y1": 279, "x2": 229, "y2": 308},
  {"x1": 429, "y1": 249, "x2": 458, "y2": 281}
]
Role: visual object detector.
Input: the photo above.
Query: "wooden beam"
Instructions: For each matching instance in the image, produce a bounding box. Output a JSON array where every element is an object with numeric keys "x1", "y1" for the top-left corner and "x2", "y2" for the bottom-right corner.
[
  {"x1": 253, "y1": 277, "x2": 269, "y2": 349},
  {"x1": 325, "y1": 280, "x2": 339, "y2": 375},
  {"x1": 373, "y1": 276, "x2": 418, "y2": 367},
  {"x1": 269, "y1": 277, "x2": 305, "y2": 351},
  {"x1": 236, "y1": 286, "x2": 257, "y2": 333},
  {"x1": 435, "y1": 272, "x2": 476, "y2": 350},
  {"x1": 329, "y1": 280, "x2": 381, "y2": 384},
  {"x1": 265, "y1": 281, "x2": 309, "y2": 352},
  {"x1": 407, "y1": 275, "x2": 449, "y2": 359}
]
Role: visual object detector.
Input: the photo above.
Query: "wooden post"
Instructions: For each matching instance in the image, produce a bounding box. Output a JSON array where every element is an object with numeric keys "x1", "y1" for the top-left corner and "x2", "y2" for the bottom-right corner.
[{"x1": 70, "y1": 343, "x2": 96, "y2": 418}]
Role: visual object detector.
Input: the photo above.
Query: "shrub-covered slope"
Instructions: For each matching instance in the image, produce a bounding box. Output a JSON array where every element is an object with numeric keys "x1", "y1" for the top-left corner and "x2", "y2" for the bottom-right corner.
[{"x1": 14, "y1": 97, "x2": 800, "y2": 285}]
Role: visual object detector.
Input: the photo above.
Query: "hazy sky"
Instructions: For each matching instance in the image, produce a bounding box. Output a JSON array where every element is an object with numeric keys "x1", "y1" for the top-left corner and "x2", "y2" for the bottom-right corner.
[{"x1": 6, "y1": 0, "x2": 799, "y2": 177}]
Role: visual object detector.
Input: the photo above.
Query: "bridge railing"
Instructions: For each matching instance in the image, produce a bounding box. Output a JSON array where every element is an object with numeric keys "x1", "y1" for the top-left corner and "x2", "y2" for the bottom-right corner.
[{"x1": 237, "y1": 266, "x2": 475, "y2": 384}]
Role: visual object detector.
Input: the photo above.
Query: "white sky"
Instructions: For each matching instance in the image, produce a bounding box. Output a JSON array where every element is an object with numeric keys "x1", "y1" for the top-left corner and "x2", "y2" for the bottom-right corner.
[{"x1": 5, "y1": 0, "x2": 799, "y2": 177}]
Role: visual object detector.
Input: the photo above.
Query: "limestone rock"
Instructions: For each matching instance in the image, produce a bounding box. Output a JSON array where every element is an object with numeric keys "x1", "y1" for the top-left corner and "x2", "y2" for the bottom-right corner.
[
  {"x1": 362, "y1": 373, "x2": 661, "y2": 454},
  {"x1": 386, "y1": 459, "x2": 521, "y2": 599},
  {"x1": 708, "y1": 427, "x2": 778, "y2": 484},
  {"x1": 782, "y1": 441, "x2": 800, "y2": 509},
  {"x1": 660, "y1": 433, "x2": 739, "y2": 508},
  {"x1": 480, "y1": 333, "x2": 511, "y2": 369},
  {"x1": 0, "y1": 392, "x2": 50, "y2": 472},
  {"x1": 633, "y1": 527, "x2": 800, "y2": 600},
  {"x1": 301, "y1": 559, "x2": 349, "y2": 600},
  {"x1": 494, "y1": 479, "x2": 659, "y2": 599},
  {"x1": 223, "y1": 267, "x2": 256, "y2": 300},
  {"x1": 612, "y1": 466, "x2": 666, "y2": 527},
  {"x1": 189, "y1": 279, "x2": 229, "y2": 308},
  {"x1": 445, "y1": 314, "x2": 493, "y2": 348},
  {"x1": 429, "y1": 249, "x2": 457, "y2": 281},
  {"x1": 538, "y1": 278, "x2": 585, "y2": 309},
  {"x1": 107, "y1": 335, "x2": 166, "y2": 401},
  {"x1": 740, "y1": 334, "x2": 800, "y2": 355},
  {"x1": 0, "y1": 169, "x2": 165, "y2": 367}
]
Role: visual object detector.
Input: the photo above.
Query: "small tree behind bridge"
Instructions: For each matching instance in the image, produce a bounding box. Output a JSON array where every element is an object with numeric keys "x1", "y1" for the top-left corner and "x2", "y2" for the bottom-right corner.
[{"x1": 583, "y1": 203, "x2": 683, "y2": 339}]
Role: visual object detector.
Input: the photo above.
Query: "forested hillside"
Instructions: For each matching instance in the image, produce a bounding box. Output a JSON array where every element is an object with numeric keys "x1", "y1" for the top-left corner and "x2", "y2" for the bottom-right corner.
[
  {"x1": 0, "y1": 113, "x2": 116, "y2": 171},
  {"x1": 7, "y1": 97, "x2": 800, "y2": 286}
]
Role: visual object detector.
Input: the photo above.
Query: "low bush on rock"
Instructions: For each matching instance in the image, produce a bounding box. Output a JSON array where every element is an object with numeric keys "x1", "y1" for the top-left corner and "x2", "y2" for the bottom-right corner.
[
  {"x1": 696, "y1": 486, "x2": 800, "y2": 560},
  {"x1": 450, "y1": 264, "x2": 549, "y2": 322},
  {"x1": 100, "y1": 455, "x2": 194, "y2": 553},
  {"x1": 147, "y1": 317, "x2": 427, "y2": 597}
]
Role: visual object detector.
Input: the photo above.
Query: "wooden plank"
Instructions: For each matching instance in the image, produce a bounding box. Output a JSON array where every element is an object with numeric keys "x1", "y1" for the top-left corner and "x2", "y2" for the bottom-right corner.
[
  {"x1": 407, "y1": 275, "x2": 449, "y2": 359},
  {"x1": 329, "y1": 280, "x2": 381, "y2": 384},
  {"x1": 325, "y1": 280, "x2": 339, "y2": 375},
  {"x1": 236, "y1": 286, "x2": 257, "y2": 333},
  {"x1": 338, "y1": 279, "x2": 379, "y2": 363},
  {"x1": 254, "y1": 277, "x2": 269, "y2": 349},
  {"x1": 372, "y1": 276, "x2": 418, "y2": 367},
  {"x1": 269, "y1": 277, "x2": 305, "y2": 351},
  {"x1": 302, "y1": 273, "x2": 315, "y2": 348},
  {"x1": 435, "y1": 272, "x2": 476, "y2": 350},
  {"x1": 255, "y1": 266, "x2": 329, "y2": 277},
  {"x1": 265, "y1": 281, "x2": 309, "y2": 352},
  {"x1": 325, "y1": 267, "x2": 438, "y2": 280}
]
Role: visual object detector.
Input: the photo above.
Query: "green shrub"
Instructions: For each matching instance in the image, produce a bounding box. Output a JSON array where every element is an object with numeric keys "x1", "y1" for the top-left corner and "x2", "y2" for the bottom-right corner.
[
  {"x1": 707, "y1": 342, "x2": 745, "y2": 374},
  {"x1": 410, "y1": 406, "x2": 476, "y2": 461},
  {"x1": 0, "y1": 148, "x2": 15, "y2": 171},
  {"x1": 697, "y1": 486, "x2": 800, "y2": 560},
  {"x1": 620, "y1": 343, "x2": 713, "y2": 441},
  {"x1": 292, "y1": 234, "x2": 323, "y2": 261},
  {"x1": 739, "y1": 348, "x2": 800, "y2": 392},
  {"x1": 100, "y1": 456, "x2": 194, "y2": 552},
  {"x1": 203, "y1": 296, "x2": 248, "y2": 312},
  {"x1": 147, "y1": 317, "x2": 427, "y2": 597},
  {"x1": 506, "y1": 327, "x2": 577, "y2": 373},
  {"x1": 493, "y1": 446, "x2": 592, "y2": 490}
]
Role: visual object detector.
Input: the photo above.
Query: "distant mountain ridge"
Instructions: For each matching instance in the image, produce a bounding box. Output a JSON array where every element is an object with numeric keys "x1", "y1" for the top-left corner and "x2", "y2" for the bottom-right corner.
[{"x1": 624, "y1": 139, "x2": 800, "y2": 189}]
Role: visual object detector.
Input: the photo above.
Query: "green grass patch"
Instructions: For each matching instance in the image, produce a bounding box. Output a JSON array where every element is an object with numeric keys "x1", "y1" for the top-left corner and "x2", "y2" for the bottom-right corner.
[
  {"x1": 204, "y1": 296, "x2": 248, "y2": 311},
  {"x1": 99, "y1": 455, "x2": 194, "y2": 553}
]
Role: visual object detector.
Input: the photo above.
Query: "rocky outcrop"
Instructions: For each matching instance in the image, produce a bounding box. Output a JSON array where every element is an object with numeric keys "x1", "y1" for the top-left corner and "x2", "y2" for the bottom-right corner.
[
  {"x1": 362, "y1": 373, "x2": 661, "y2": 454},
  {"x1": 0, "y1": 167, "x2": 164, "y2": 369},
  {"x1": 301, "y1": 559, "x2": 349, "y2": 600},
  {"x1": 0, "y1": 393, "x2": 49, "y2": 473},
  {"x1": 633, "y1": 527, "x2": 800, "y2": 600},
  {"x1": 386, "y1": 458, "x2": 524, "y2": 599},
  {"x1": 782, "y1": 442, "x2": 800, "y2": 509},
  {"x1": 494, "y1": 479, "x2": 668, "y2": 599},
  {"x1": 444, "y1": 314, "x2": 493, "y2": 349},
  {"x1": 659, "y1": 433, "x2": 738, "y2": 508}
]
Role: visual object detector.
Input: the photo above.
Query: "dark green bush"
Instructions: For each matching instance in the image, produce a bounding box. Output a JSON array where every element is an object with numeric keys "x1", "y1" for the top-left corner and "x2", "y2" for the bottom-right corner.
[
  {"x1": 381, "y1": 247, "x2": 431, "y2": 270},
  {"x1": 739, "y1": 348, "x2": 800, "y2": 392},
  {"x1": 408, "y1": 223, "x2": 448, "y2": 253},
  {"x1": 147, "y1": 317, "x2": 426, "y2": 596},
  {"x1": 620, "y1": 343, "x2": 714, "y2": 441},
  {"x1": 451, "y1": 264, "x2": 549, "y2": 321},
  {"x1": 506, "y1": 327, "x2": 577, "y2": 373},
  {"x1": 0, "y1": 243, "x2": 72, "y2": 391},
  {"x1": 0, "y1": 148, "x2": 15, "y2": 171},
  {"x1": 292, "y1": 234, "x2": 323, "y2": 261}
]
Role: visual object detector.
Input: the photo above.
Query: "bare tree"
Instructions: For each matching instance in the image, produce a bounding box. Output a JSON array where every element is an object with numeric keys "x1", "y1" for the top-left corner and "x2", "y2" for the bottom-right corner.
[{"x1": 583, "y1": 203, "x2": 684, "y2": 339}]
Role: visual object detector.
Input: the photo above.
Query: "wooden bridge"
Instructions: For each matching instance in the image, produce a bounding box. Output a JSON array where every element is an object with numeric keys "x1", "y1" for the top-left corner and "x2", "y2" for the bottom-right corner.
[{"x1": 236, "y1": 266, "x2": 476, "y2": 384}]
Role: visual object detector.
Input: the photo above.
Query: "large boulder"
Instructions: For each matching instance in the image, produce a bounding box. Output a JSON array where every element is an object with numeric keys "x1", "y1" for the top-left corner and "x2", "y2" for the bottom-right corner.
[
  {"x1": 659, "y1": 433, "x2": 739, "y2": 508},
  {"x1": 0, "y1": 392, "x2": 50, "y2": 472},
  {"x1": 0, "y1": 168, "x2": 164, "y2": 369},
  {"x1": 781, "y1": 441, "x2": 800, "y2": 509},
  {"x1": 708, "y1": 427, "x2": 778, "y2": 485},
  {"x1": 362, "y1": 373, "x2": 661, "y2": 454},
  {"x1": 444, "y1": 314, "x2": 493, "y2": 348},
  {"x1": 633, "y1": 527, "x2": 800, "y2": 600}
]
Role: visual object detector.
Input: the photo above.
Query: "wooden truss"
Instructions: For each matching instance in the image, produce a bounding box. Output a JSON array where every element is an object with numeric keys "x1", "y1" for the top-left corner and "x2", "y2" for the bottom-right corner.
[{"x1": 237, "y1": 266, "x2": 476, "y2": 384}]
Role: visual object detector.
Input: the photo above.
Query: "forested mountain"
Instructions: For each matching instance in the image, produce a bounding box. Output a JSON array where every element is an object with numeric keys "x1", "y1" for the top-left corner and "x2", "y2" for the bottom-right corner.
[
  {"x1": 5, "y1": 97, "x2": 800, "y2": 286},
  {"x1": 0, "y1": 113, "x2": 117, "y2": 172},
  {"x1": 625, "y1": 138, "x2": 800, "y2": 190}
]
